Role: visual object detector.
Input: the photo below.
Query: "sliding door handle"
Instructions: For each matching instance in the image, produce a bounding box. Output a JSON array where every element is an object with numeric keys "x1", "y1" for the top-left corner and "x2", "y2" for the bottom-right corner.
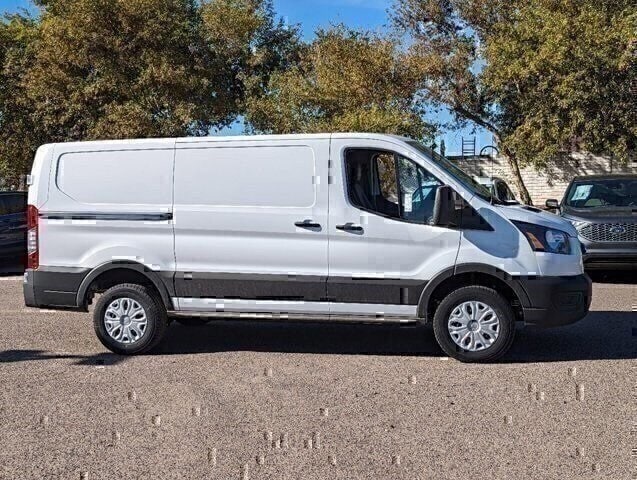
[
  {"x1": 295, "y1": 220, "x2": 322, "y2": 229},
  {"x1": 336, "y1": 223, "x2": 364, "y2": 233}
]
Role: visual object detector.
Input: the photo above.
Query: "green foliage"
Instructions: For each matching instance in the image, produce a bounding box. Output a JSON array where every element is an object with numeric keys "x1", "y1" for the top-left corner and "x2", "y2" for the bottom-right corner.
[
  {"x1": 0, "y1": 0, "x2": 298, "y2": 184},
  {"x1": 201, "y1": 0, "x2": 300, "y2": 114},
  {"x1": 484, "y1": 0, "x2": 636, "y2": 168},
  {"x1": 26, "y1": 0, "x2": 214, "y2": 139},
  {"x1": 0, "y1": 13, "x2": 39, "y2": 185},
  {"x1": 245, "y1": 26, "x2": 436, "y2": 141},
  {"x1": 394, "y1": 0, "x2": 636, "y2": 203},
  {"x1": 1, "y1": 0, "x2": 634, "y2": 191}
]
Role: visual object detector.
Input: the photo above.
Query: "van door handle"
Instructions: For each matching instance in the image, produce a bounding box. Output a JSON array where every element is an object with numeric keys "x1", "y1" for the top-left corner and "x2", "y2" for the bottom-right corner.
[
  {"x1": 295, "y1": 220, "x2": 322, "y2": 229},
  {"x1": 336, "y1": 223, "x2": 364, "y2": 233}
]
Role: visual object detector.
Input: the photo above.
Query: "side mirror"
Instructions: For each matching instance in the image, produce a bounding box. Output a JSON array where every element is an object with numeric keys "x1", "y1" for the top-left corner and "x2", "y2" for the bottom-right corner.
[
  {"x1": 545, "y1": 199, "x2": 560, "y2": 210},
  {"x1": 432, "y1": 185, "x2": 459, "y2": 227}
]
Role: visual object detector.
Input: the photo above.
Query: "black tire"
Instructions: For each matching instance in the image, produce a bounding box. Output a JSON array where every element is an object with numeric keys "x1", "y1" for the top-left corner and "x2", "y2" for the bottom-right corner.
[
  {"x1": 93, "y1": 283, "x2": 168, "y2": 355},
  {"x1": 174, "y1": 317, "x2": 212, "y2": 327},
  {"x1": 432, "y1": 286, "x2": 516, "y2": 363}
]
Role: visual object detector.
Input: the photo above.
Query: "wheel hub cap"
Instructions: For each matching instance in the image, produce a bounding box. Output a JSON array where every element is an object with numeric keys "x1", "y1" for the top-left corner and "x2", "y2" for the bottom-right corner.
[
  {"x1": 447, "y1": 301, "x2": 500, "y2": 352},
  {"x1": 104, "y1": 298, "x2": 148, "y2": 345}
]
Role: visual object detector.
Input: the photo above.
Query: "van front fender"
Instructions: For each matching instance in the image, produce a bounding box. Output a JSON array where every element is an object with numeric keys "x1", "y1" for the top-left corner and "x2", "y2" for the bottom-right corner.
[{"x1": 417, "y1": 264, "x2": 532, "y2": 321}]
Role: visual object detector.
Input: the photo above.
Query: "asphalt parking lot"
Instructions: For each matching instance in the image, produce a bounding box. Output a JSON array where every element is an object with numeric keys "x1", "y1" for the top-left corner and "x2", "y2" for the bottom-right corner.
[{"x1": 0, "y1": 271, "x2": 635, "y2": 479}]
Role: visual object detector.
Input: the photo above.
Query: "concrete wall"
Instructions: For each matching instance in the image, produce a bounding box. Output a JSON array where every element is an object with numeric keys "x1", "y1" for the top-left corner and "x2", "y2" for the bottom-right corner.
[{"x1": 450, "y1": 153, "x2": 637, "y2": 206}]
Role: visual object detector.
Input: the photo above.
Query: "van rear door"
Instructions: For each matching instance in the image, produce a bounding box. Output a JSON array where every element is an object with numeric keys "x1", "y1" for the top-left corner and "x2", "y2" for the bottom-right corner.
[{"x1": 173, "y1": 138, "x2": 330, "y2": 313}]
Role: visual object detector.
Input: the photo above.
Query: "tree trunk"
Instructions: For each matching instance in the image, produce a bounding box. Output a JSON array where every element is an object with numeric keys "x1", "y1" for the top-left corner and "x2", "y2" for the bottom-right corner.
[
  {"x1": 500, "y1": 144, "x2": 533, "y2": 205},
  {"x1": 451, "y1": 106, "x2": 533, "y2": 205}
]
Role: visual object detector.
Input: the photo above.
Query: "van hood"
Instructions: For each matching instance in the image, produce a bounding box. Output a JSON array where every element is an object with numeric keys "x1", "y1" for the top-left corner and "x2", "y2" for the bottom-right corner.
[{"x1": 494, "y1": 204, "x2": 578, "y2": 236}]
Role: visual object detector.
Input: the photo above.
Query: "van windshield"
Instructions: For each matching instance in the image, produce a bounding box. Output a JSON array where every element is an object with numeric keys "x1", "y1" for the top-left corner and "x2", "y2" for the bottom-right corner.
[{"x1": 407, "y1": 141, "x2": 497, "y2": 203}]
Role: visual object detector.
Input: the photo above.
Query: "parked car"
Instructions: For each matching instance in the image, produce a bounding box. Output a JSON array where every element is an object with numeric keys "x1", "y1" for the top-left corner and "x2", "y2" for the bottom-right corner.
[
  {"x1": 0, "y1": 191, "x2": 27, "y2": 267},
  {"x1": 546, "y1": 175, "x2": 637, "y2": 269},
  {"x1": 474, "y1": 176, "x2": 519, "y2": 204},
  {"x1": 23, "y1": 134, "x2": 591, "y2": 362}
]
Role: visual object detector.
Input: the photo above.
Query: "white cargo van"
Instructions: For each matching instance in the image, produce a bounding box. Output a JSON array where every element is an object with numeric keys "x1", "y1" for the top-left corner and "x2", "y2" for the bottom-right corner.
[{"x1": 23, "y1": 134, "x2": 592, "y2": 361}]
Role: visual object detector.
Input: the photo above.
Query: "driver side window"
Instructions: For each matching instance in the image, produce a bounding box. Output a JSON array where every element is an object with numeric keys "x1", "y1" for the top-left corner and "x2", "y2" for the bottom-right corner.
[
  {"x1": 345, "y1": 149, "x2": 442, "y2": 224},
  {"x1": 397, "y1": 156, "x2": 442, "y2": 223}
]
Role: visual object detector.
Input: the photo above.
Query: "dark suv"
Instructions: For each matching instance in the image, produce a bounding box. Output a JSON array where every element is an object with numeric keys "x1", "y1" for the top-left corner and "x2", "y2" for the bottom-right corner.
[
  {"x1": 546, "y1": 175, "x2": 637, "y2": 269},
  {"x1": 0, "y1": 191, "x2": 27, "y2": 268}
]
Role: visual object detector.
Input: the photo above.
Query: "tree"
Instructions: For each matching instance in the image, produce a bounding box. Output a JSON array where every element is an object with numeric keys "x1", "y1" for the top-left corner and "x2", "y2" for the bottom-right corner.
[
  {"x1": 0, "y1": 0, "x2": 298, "y2": 184},
  {"x1": 24, "y1": 0, "x2": 223, "y2": 142},
  {"x1": 0, "y1": 13, "x2": 39, "y2": 186},
  {"x1": 394, "y1": 0, "x2": 636, "y2": 205},
  {"x1": 484, "y1": 0, "x2": 636, "y2": 171},
  {"x1": 201, "y1": 0, "x2": 301, "y2": 115},
  {"x1": 245, "y1": 26, "x2": 436, "y2": 141}
]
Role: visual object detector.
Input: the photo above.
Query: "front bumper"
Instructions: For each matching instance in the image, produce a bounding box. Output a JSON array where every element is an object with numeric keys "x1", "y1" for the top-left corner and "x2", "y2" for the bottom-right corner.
[
  {"x1": 518, "y1": 274, "x2": 592, "y2": 327},
  {"x1": 581, "y1": 245, "x2": 637, "y2": 269},
  {"x1": 578, "y1": 233, "x2": 637, "y2": 269}
]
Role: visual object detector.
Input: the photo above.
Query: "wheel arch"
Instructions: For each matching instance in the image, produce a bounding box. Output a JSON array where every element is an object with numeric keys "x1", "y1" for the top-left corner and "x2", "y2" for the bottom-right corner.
[
  {"x1": 418, "y1": 264, "x2": 530, "y2": 323},
  {"x1": 76, "y1": 261, "x2": 174, "y2": 311}
]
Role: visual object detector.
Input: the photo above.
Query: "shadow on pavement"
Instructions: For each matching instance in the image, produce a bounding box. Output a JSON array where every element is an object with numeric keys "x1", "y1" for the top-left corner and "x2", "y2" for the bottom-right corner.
[
  {"x1": 1, "y1": 312, "x2": 633, "y2": 365},
  {"x1": 160, "y1": 320, "x2": 440, "y2": 357},
  {"x1": 0, "y1": 349, "x2": 128, "y2": 366},
  {"x1": 505, "y1": 311, "x2": 636, "y2": 363},
  {"x1": 153, "y1": 311, "x2": 636, "y2": 362}
]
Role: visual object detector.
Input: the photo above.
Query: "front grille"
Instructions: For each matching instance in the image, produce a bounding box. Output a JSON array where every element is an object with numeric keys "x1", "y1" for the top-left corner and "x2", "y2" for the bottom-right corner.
[{"x1": 579, "y1": 222, "x2": 637, "y2": 243}]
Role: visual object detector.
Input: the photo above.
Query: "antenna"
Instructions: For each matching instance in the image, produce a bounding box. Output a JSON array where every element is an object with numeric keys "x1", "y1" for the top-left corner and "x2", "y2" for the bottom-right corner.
[{"x1": 479, "y1": 144, "x2": 500, "y2": 179}]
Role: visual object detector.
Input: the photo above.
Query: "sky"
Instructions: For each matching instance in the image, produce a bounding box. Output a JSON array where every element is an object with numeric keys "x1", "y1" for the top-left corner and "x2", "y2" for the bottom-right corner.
[{"x1": 0, "y1": 0, "x2": 491, "y2": 155}]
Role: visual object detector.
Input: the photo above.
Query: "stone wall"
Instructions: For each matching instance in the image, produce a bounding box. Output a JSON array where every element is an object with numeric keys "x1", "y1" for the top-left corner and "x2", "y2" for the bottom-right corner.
[{"x1": 450, "y1": 153, "x2": 637, "y2": 206}]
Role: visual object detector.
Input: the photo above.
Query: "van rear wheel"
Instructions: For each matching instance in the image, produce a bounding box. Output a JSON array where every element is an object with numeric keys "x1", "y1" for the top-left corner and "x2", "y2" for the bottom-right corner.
[
  {"x1": 93, "y1": 284, "x2": 168, "y2": 355},
  {"x1": 432, "y1": 286, "x2": 516, "y2": 362}
]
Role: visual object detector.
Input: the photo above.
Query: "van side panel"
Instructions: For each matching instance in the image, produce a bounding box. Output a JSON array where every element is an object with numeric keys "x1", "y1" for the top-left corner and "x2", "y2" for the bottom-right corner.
[
  {"x1": 173, "y1": 139, "x2": 329, "y2": 307},
  {"x1": 32, "y1": 141, "x2": 176, "y2": 307}
]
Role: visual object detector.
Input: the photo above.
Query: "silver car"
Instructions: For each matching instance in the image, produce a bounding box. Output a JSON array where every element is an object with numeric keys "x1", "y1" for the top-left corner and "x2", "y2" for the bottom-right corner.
[{"x1": 546, "y1": 175, "x2": 637, "y2": 269}]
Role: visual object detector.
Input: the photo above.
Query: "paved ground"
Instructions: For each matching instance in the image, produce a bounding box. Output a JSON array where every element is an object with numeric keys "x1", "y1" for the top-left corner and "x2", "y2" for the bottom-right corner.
[{"x1": 0, "y1": 272, "x2": 635, "y2": 479}]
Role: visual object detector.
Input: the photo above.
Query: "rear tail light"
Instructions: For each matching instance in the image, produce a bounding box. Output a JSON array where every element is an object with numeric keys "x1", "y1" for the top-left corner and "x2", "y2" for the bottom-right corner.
[{"x1": 27, "y1": 204, "x2": 38, "y2": 270}]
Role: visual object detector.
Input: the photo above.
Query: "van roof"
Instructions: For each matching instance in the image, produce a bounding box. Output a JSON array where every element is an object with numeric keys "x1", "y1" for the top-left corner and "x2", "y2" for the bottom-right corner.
[
  {"x1": 176, "y1": 133, "x2": 414, "y2": 144},
  {"x1": 43, "y1": 133, "x2": 414, "y2": 149}
]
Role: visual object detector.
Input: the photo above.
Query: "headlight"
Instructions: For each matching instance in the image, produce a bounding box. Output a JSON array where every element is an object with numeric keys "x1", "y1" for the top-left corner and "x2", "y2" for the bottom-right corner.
[{"x1": 512, "y1": 221, "x2": 572, "y2": 255}]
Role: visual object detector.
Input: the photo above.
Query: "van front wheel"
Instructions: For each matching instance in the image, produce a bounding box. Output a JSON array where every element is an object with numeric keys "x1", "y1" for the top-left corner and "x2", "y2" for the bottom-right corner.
[
  {"x1": 432, "y1": 286, "x2": 516, "y2": 362},
  {"x1": 93, "y1": 284, "x2": 168, "y2": 355}
]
